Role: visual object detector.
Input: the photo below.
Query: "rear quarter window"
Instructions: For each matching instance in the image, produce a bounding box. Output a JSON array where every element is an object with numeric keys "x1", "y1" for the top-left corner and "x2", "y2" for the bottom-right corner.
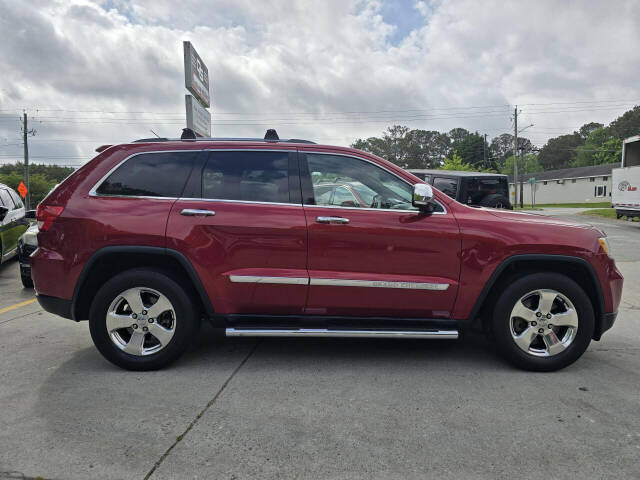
[{"x1": 96, "y1": 152, "x2": 198, "y2": 198}]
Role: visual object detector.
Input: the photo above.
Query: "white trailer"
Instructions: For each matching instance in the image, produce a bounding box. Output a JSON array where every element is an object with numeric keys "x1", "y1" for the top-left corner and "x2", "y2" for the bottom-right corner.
[{"x1": 612, "y1": 135, "x2": 640, "y2": 219}]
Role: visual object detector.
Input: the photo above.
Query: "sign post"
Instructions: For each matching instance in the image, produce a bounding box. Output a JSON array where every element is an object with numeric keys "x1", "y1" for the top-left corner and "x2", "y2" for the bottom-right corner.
[
  {"x1": 529, "y1": 177, "x2": 535, "y2": 207},
  {"x1": 183, "y1": 41, "x2": 211, "y2": 137}
]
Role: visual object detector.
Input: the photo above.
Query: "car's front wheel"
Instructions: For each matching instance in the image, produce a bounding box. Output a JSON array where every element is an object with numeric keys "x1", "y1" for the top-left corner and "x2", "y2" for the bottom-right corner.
[
  {"x1": 492, "y1": 273, "x2": 594, "y2": 371},
  {"x1": 89, "y1": 268, "x2": 198, "y2": 370}
]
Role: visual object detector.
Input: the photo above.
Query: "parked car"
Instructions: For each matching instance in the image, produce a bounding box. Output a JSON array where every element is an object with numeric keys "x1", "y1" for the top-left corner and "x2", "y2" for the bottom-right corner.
[
  {"x1": 18, "y1": 221, "x2": 38, "y2": 288},
  {"x1": 408, "y1": 170, "x2": 512, "y2": 209},
  {"x1": 31, "y1": 132, "x2": 622, "y2": 372},
  {"x1": 0, "y1": 183, "x2": 29, "y2": 264}
]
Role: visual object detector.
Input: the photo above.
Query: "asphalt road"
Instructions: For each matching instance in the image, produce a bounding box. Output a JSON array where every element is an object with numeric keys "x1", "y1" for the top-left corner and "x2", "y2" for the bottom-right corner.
[{"x1": 0, "y1": 210, "x2": 638, "y2": 480}]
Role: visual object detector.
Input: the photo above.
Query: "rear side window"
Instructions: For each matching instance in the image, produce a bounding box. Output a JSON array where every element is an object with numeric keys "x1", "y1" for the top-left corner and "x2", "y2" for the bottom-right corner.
[
  {"x1": 202, "y1": 151, "x2": 290, "y2": 203},
  {"x1": 0, "y1": 189, "x2": 14, "y2": 209},
  {"x1": 433, "y1": 177, "x2": 458, "y2": 198},
  {"x1": 8, "y1": 189, "x2": 23, "y2": 209},
  {"x1": 96, "y1": 152, "x2": 197, "y2": 197}
]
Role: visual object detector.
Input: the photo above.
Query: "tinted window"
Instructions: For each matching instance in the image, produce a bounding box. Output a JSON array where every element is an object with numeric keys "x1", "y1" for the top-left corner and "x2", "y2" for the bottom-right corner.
[
  {"x1": 306, "y1": 154, "x2": 419, "y2": 211},
  {"x1": 97, "y1": 152, "x2": 197, "y2": 197},
  {"x1": 0, "y1": 189, "x2": 13, "y2": 209},
  {"x1": 202, "y1": 151, "x2": 290, "y2": 203},
  {"x1": 8, "y1": 189, "x2": 23, "y2": 209},
  {"x1": 432, "y1": 177, "x2": 458, "y2": 198}
]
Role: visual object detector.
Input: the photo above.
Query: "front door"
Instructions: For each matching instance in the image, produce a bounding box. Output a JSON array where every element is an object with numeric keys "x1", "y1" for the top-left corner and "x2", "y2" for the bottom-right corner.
[
  {"x1": 300, "y1": 152, "x2": 461, "y2": 319},
  {"x1": 166, "y1": 149, "x2": 308, "y2": 316}
]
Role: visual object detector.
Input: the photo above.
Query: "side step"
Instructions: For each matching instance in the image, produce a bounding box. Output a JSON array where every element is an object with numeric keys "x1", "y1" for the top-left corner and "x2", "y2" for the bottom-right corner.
[{"x1": 225, "y1": 328, "x2": 458, "y2": 339}]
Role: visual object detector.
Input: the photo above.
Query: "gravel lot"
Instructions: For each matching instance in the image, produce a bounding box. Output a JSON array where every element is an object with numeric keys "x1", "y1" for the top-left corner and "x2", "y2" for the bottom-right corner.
[{"x1": 1, "y1": 209, "x2": 638, "y2": 480}]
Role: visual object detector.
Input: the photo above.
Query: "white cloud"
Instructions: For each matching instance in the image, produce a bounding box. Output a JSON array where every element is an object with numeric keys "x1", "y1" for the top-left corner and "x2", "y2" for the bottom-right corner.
[{"x1": 0, "y1": 0, "x2": 639, "y2": 165}]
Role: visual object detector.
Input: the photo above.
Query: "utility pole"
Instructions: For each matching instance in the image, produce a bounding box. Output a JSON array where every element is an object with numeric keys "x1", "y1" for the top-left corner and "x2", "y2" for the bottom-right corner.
[
  {"x1": 21, "y1": 112, "x2": 36, "y2": 210},
  {"x1": 519, "y1": 147, "x2": 524, "y2": 208},
  {"x1": 513, "y1": 106, "x2": 518, "y2": 208},
  {"x1": 483, "y1": 133, "x2": 487, "y2": 169},
  {"x1": 23, "y1": 112, "x2": 30, "y2": 210}
]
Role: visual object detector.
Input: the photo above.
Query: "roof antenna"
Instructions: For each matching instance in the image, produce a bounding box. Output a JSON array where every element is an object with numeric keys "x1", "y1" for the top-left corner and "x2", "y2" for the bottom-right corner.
[
  {"x1": 181, "y1": 128, "x2": 197, "y2": 140},
  {"x1": 264, "y1": 129, "x2": 279, "y2": 141},
  {"x1": 150, "y1": 129, "x2": 161, "y2": 138}
]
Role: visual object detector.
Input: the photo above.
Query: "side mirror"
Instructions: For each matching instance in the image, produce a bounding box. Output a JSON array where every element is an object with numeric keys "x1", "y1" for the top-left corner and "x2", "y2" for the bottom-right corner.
[
  {"x1": 0, "y1": 206, "x2": 8, "y2": 222},
  {"x1": 25, "y1": 209, "x2": 36, "y2": 219},
  {"x1": 412, "y1": 183, "x2": 434, "y2": 210}
]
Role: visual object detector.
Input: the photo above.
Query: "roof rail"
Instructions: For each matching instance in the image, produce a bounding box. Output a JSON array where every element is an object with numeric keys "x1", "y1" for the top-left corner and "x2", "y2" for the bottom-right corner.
[{"x1": 132, "y1": 137, "x2": 316, "y2": 144}]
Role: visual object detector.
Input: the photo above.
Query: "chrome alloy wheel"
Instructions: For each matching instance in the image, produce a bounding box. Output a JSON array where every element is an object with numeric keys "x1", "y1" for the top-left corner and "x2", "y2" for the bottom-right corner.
[
  {"x1": 106, "y1": 287, "x2": 176, "y2": 356},
  {"x1": 509, "y1": 289, "x2": 579, "y2": 357}
]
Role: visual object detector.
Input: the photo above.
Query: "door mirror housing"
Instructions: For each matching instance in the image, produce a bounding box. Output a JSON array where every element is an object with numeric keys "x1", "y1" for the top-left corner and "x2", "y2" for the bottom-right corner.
[
  {"x1": 0, "y1": 206, "x2": 8, "y2": 222},
  {"x1": 25, "y1": 209, "x2": 36, "y2": 220},
  {"x1": 412, "y1": 183, "x2": 434, "y2": 210}
]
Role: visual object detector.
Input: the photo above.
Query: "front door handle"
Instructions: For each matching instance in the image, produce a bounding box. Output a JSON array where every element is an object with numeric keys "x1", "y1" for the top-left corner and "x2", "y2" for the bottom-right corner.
[
  {"x1": 180, "y1": 209, "x2": 216, "y2": 217},
  {"x1": 316, "y1": 216, "x2": 349, "y2": 224}
]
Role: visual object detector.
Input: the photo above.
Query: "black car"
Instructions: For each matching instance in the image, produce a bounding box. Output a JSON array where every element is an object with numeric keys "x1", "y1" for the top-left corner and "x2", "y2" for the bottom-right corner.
[
  {"x1": 408, "y1": 169, "x2": 512, "y2": 209},
  {"x1": 0, "y1": 183, "x2": 29, "y2": 264}
]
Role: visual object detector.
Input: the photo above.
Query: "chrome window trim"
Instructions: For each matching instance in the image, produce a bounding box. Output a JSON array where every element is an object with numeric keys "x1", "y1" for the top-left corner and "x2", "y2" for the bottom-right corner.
[
  {"x1": 179, "y1": 197, "x2": 302, "y2": 207},
  {"x1": 229, "y1": 275, "x2": 309, "y2": 285},
  {"x1": 303, "y1": 151, "x2": 447, "y2": 215},
  {"x1": 310, "y1": 278, "x2": 450, "y2": 290}
]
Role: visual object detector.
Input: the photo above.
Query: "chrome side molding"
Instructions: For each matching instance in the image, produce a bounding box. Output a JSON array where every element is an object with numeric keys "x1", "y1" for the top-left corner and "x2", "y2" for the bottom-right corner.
[
  {"x1": 225, "y1": 328, "x2": 459, "y2": 339},
  {"x1": 229, "y1": 275, "x2": 308, "y2": 285},
  {"x1": 310, "y1": 278, "x2": 449, "y2": 290}
]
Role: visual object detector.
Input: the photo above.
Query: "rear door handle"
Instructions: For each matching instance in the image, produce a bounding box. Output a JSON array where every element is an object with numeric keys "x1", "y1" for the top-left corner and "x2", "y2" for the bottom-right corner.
[
  {"x1": 180, "y1": 209, "x2": 216, "y2": 217},
  {"x1": 316, "y1": 216, "x2": 349, "y2": 224}
]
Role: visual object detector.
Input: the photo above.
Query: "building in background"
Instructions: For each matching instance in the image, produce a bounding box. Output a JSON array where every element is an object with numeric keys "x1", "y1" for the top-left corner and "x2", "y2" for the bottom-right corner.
[{"x1": 508, "y1": 163, "x2": 619, "y2": 205}]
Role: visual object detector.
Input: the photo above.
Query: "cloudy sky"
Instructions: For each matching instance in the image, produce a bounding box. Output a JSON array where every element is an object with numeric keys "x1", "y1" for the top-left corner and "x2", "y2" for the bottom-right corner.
[{"x1": 1, "y1": 0, "x2": 639, "y2": 166}]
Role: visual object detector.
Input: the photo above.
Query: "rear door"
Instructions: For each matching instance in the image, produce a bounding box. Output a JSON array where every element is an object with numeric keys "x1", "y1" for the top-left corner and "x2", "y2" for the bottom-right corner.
[
  {"x1": 0, "y1": 188, "x2": 25, "y2": 258},
  {"x1": 300, "y1": 152, "x2": 461, "y2": 318},
  {"x1": 166, "y1": 148, "x2": 308, "y2": 315}
]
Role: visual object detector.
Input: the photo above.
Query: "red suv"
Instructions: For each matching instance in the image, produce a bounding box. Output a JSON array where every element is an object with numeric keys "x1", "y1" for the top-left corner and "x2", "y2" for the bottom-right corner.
[{"x1": 31, "y1": 133, "x2": 623, "y2": 371}]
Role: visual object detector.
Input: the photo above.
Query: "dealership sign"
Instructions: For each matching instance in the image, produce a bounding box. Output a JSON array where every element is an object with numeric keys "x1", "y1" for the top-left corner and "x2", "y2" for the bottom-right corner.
[
  {"x1": 183, "y1": 41, "x2": 211, "y2": 108},
  {"x1": 185, "y1": 94, "x2": 211, "y2": 137}
]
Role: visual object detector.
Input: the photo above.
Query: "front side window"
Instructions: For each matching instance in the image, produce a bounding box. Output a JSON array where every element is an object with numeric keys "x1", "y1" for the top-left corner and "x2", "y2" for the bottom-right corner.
[
  {"x1": 202, "y1": 151, "x2": 290, "y2": 203},
  {"x1": 306, "y1": 154, "x2": 421, "y2": 211},
  {"x1": 96, "y1": 152, "x2": 197, "y2": 197}
]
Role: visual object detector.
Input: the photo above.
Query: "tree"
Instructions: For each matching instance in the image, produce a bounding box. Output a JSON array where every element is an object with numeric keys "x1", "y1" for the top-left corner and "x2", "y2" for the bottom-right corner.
[
  {"x1": 490, "y1": 133, "x2": 533, "y2": 167},
  {"x1": 608, "y1": 105, "x2": 640, "y2": 139},
  {"x1": 453, "y1": 132, "x2": 487, "y2": 169},
  {"x1": 501, "y1": 154, "x2": 542, "y2": 175},
  {"x1": 537, "y1": 133, "x2": 584, "y2": 170},
  {"x1": 578, "y1": 122, "x2": 604, "y2": 140},
  {"x1": 441, "y1": 152, "x2": 475, "y2": 171},
  {"x1": 0, "y1": 163, "x2": 72, "y2": 206},
  {"x1": 352, "y1": 126, "x2": 449, "y2": 169}
]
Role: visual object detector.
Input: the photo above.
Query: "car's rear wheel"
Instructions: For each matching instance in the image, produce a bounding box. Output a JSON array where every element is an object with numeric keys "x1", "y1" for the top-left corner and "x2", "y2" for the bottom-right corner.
[
  {"x1": 491, "y1": 273, "x2": 594, "y2": 371},
  {"x1": 89, "y1": 268, "x2": 198, "y2": 370}
]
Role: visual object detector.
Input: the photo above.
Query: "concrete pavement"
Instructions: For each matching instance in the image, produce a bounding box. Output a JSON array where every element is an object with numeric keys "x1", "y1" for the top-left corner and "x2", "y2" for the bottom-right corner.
[{"x1": 0, "y1": 210, "x2": 638, "y2": 479}]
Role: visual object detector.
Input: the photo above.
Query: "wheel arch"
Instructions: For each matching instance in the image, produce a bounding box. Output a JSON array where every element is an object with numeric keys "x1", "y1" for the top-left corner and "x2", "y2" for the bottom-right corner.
[
  {"x1": 469, "y1": 254, "x2": 606, "y2": 340},
  {"x1": 72, "y1": 246, "x2": 214, "y2": 321}
]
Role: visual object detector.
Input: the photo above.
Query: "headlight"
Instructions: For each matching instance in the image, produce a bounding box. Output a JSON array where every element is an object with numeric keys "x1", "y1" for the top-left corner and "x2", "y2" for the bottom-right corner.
[
  {"x1": 22, "y1": 227, "x2": 38, "y2": 247},
  {"x1": 598, "y1": 237, "x2": 611, "y2": 256}
]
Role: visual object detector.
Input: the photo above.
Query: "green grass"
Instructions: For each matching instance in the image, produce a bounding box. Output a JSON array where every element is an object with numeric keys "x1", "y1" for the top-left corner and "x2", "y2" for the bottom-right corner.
[{"x1": 579, "y1": 209, "x2": 640, "y2": 221}]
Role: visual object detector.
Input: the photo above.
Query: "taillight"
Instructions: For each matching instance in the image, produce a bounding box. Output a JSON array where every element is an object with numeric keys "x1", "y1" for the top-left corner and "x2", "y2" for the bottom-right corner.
[{"x1": 36, "y1": 205, "x2": 64, "y2": 232}]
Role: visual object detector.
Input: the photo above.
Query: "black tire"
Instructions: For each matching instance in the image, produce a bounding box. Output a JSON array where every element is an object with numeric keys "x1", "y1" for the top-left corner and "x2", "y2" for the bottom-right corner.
[
  {"x1": 491, "y1": 273, "x2": 594, "y2": 372},
  {"x1": 479, "y1": 193, "x2": 510, "y2": 209},
  {"x1": 21, "y1": 272, "x2": 34, "y2": 288},
  {"x1": 89, "y1": 268, "x2": 199, "y2": 371}
]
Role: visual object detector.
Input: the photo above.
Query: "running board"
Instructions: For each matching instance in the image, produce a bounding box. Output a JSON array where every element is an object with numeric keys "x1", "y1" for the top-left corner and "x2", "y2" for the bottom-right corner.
[{"x1": 225, "y1": 328, "x2": 459, "y2": 339}]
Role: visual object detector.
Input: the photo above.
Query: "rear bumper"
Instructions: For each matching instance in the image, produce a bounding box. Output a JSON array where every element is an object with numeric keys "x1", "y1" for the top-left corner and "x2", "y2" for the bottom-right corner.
[
  {"x1": 36, "y1": 294, "x2": 74, "y2": 320},
  {"x1": 594, "y1": 311, "x2": 617, "y2": 341}
]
